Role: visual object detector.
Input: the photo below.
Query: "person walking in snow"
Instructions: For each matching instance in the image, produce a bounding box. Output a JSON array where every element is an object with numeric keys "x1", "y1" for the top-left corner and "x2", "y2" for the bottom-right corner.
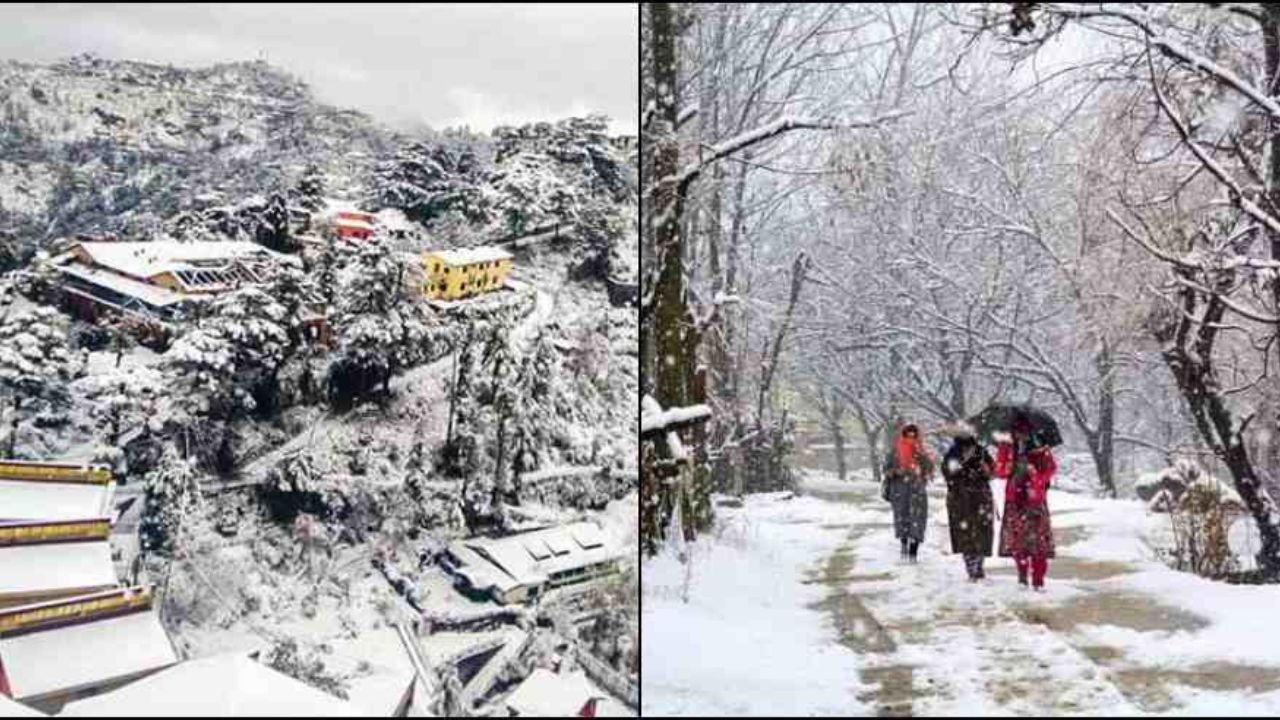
[
  {"x1": 994, "y1": 413, "x2": 1058, "y2": 590},
  {"x1": 888, "y1": 423, "x2": 934, "y2": 563},
  {"x1": 941, "y1": 426, "x2": 995, "y2": 581}
]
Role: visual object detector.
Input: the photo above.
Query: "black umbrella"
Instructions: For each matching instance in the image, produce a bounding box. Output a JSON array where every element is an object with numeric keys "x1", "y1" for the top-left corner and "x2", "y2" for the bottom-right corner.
[{"x1": 966, "y1": 403, "x2": 1063, "y2": 447}]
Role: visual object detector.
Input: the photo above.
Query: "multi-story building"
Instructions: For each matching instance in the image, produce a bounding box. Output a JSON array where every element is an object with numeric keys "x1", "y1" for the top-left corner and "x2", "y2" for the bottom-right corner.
[{"x1": 422, "y1": 246, "x2": 514, "y2": 301}]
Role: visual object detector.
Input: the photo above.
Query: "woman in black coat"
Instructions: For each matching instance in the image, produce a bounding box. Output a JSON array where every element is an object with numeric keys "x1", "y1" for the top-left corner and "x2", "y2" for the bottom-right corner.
[{"x1": 941, "y1": 429, "x2": 996, "y2": 581}]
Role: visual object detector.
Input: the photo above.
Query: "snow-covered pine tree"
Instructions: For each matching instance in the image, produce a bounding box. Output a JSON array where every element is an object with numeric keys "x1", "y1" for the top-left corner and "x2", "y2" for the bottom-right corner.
[
  {"x1": 570, "y1": 197, "x2": 628, "y2": 282},
  {"x1": 328, "y1": 237, "x2": 439, "y2": 406},
  {"x1": 369, "y1": 138, "x2": 490, "y2": 229},
  {"x1": 249, "y1": 192, "x2": 292, "y2": 252},
  {"x1": 162, "y1": 286, "x2": 288, "y2": 468},
  {"x1": 0, "y1": 306, "x2": 82, "y2": 456},
  {"x1": 477, "y1": 318, "x2": 521, "y2": 514},
  {"x1": 293, "y1": 164, "x2": 326, "y2": 212},
  {"x1": 260, "y1": 262, "x2": 323, "y2": 357},
  {"x1": 139, "y1": 443, "x2": 202, "y2": 556},
  {"x1": 510, "y1": 327, "x2": 564, "y2": 485},
  {"x1": 206, "y1": 286, "x2": 290, "y2": 416},
  {"x1": 486, "y1": 152, "x2": 581, "y2": 239}
]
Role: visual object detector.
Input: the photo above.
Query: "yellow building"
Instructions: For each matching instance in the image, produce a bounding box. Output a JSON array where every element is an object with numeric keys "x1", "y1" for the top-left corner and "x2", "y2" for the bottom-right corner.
[{"x1": 423, "y1": 246, "x2": 514, "y2": 301}]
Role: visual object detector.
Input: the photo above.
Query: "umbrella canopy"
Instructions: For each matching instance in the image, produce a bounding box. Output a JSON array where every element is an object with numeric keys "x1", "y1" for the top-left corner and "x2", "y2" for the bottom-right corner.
[{"x1": 966, "y1": 404, "x2": 1063, "y2": 447}]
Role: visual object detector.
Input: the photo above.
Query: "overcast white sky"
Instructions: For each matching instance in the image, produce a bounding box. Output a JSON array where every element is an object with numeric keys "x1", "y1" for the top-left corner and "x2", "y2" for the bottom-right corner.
[{"x1": 0, "y1": 3, "x2": 638, "y2": 135}]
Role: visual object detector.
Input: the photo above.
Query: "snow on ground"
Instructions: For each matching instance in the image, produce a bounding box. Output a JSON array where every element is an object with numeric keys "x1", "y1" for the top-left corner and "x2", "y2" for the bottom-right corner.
[
  {"x1": 644, "y1": 465, "x2": 1280, "y2": 716},
  {"x1": 641, "y1": 491, "x2": 876, "y2": 716}
]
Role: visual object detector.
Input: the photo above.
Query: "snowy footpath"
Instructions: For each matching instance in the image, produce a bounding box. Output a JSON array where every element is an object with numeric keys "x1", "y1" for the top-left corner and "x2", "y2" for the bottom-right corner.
[{"x1": 642, "y1": 469, "x2": 1280, "y2": 716}]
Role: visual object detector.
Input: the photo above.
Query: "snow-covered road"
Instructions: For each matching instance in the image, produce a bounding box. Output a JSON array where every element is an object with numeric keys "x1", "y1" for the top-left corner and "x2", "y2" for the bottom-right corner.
[{"x1": 643, "y1": 468, "x2": 1280, "y2": 716}]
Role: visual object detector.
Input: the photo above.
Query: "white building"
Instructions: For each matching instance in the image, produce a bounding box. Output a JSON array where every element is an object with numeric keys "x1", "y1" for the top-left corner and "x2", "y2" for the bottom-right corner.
[{"x1": 442, "y1": 522, "x2": 622, "y2": 605}]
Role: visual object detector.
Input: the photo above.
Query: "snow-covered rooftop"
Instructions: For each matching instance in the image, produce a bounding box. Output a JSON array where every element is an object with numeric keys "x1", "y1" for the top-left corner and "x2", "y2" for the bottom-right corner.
[
  {"x1": 0, "y1": 694, "x2": 44, "y2": 717},
  {"x1": 332, "y1": 217, "x2": 374, "y2": 232},
  {"x1": 0, "y1": 480, "x2": 115, "y2": 522},
  {"x1": 57, "y1": 263, "x2": 187, "y2": 308},
  {"x1": 57, "y1": 653, "x2": 362, "y2": 716},
  {"x1": 504, "y1": 668, "x2": 627, "y2": 717},
  {"x1": 429, "y1": 246, "x2": 514, "y2": 266},
  {"x1": 0, "y1": 608, "x2": 176, "y2": 702},
  {"x1": 449, "y1": 521, "x2": 620, "y2": 593},
  {"x1": 73, "y1": 241, "x2": 293, "y2": 280},
  {"x1": 0, "y1": 540, "x2": 117, "y2": 600}
]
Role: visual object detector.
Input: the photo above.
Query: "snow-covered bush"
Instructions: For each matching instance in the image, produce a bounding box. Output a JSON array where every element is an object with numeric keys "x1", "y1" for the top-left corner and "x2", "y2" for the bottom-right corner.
[
  {"x1": 1158, "y1": 478, "x2": 1244, "y2": 579},
  {"x1": 264, "y1": 638, "x2": 350, "y2": 700}
]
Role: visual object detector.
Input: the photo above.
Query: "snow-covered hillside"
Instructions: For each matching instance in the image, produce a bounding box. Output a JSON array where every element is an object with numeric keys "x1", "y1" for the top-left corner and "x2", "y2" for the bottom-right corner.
[
  {"x1": 0, "y1": 55, "x2": 394, "y2": 256},
  {"x1": 0, "y1": 51, "x2": 638, "y2": 717}
]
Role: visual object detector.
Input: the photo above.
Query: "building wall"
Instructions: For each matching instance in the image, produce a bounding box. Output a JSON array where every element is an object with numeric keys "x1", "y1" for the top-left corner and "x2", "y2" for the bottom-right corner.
[
  {"x1": 149, "y1": 272, "x2": 181, "y2": 291},
  {"x1": 423, "y1": 253, "x2": 513, "y2": 301}
]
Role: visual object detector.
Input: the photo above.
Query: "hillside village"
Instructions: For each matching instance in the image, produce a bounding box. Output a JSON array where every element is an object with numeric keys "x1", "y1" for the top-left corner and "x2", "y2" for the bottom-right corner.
[{"x1": 0, "y1": 53, "x2": 637, "y2": 717}]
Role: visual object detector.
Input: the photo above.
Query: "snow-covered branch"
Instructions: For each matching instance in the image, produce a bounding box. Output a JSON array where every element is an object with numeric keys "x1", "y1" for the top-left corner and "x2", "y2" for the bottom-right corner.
[{"x1": 672, "y1": 109, "x2": 912, "y2": 192}]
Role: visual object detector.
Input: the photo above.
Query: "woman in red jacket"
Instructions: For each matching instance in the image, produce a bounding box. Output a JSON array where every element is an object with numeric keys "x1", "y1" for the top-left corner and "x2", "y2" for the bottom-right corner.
[{"x1": 993, "y1": 413, "x2": 1057, "y2": 590}]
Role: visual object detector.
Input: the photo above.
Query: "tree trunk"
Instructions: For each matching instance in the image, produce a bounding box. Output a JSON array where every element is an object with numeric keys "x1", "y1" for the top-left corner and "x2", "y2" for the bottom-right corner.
[
  {"x1": 853, "y1": 403, "x2": 883, "y2": 487},
  {"x1": 1162, "y1": 278, "x2": 1280, "y2": 577},
  {"x1": 1095, "y1": 344, "x2": 1117, "y2": 498},
  {"x1": 648, "y1": 1, "x2": 687, "y2": 412},
  {"x1": 755, "y1": 253, "x2": 810, "y2": 428},
  {"x1": 827, "y1": 416, "x2": 848, "y2": 483}
]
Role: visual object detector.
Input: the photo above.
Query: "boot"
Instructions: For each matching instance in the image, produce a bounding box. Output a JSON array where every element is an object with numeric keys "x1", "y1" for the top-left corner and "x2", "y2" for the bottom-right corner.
[
  {"x1": 900, "y1": 539, "x2": 909, "y2": 561},
  {"x1": 908, "y1": 540, "x2": 919, "y2": 563}
]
